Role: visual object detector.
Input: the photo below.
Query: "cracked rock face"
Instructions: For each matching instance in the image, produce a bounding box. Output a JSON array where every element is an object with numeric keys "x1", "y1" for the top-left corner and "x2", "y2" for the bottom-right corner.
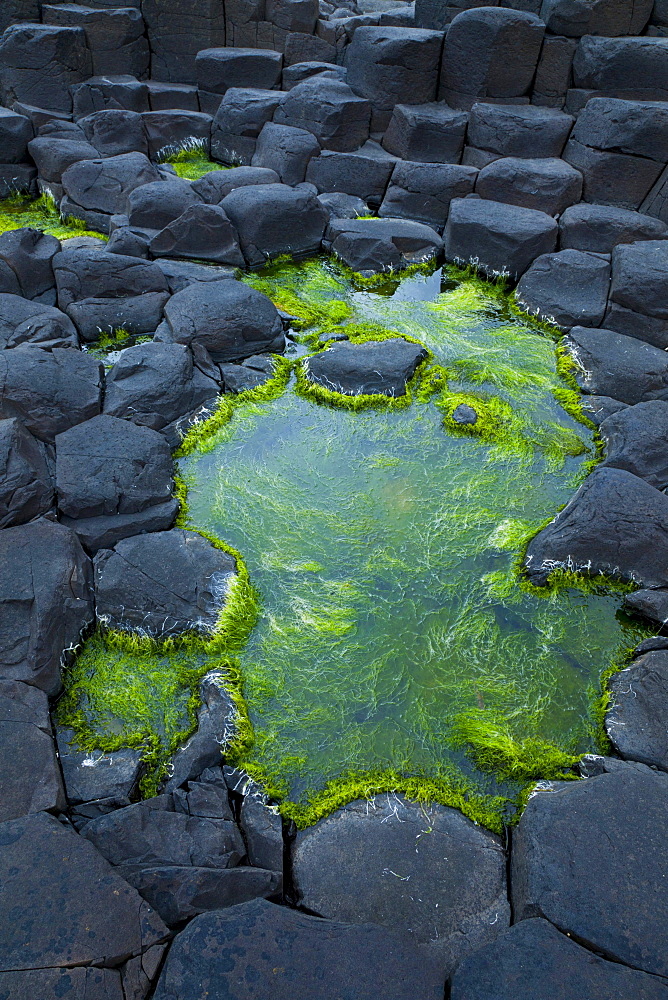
[
  {"x1": 290, "y1": 793, "x2": 509, "y2": 971},
  {"x1": 606, "y1": 650, "x2": 668, "y2": 770}
]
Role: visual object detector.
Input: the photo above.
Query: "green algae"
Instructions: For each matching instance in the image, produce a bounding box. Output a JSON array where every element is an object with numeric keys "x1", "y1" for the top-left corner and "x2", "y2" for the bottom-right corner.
[
  {"x1": 0, "y1": 192, "x2": 108, "y2": 240},
  {"x1": 160, "y1": 140, "x2": 229, "y2": 181},
  {"x1": 59, "y1": 257, "x2": 651, "y2": 827}
]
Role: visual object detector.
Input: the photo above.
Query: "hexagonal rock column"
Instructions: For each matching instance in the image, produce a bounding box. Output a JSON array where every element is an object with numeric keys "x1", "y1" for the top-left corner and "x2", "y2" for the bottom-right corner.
[
  {"x1": 511, "y1": 770, "x2": 668, "y2": 978},
  {"x1": 290, "y1": 794, "x2": 509, "y2": 972},
  {"x1": 605, "y1": 650, "x2": 668, "y2": 770},
  {"x1": 0, "y1": 24, "x2": 92, "y2": 114},
  {"x1": 142, "y1": 0, "x2": 226, "y2": 84}
]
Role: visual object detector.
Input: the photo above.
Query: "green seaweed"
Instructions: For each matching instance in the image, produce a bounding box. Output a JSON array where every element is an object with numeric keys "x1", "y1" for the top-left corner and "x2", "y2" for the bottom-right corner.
[
  {"x1": 159, "y1": 139, "x2": 229, "y2": 181},
  {"x1": 0, "y1": 192, "x2": 108, "y2": 240}
]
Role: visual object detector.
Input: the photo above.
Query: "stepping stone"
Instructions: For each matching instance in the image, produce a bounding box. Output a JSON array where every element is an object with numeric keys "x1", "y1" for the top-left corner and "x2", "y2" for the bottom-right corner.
[
  {"x1": 0, "y1": 811, "x2": 168, "y2": 971},
  {"x1": 221, "y1": 183, "x2": 329, "y2": 268},
  {"x1": 511, "y1": 769, "x2": 668, "y2": 977},
  {"x1": 606, "y1": 651, "x2": 668, "y2": 770},
  {"x1": 564, "y1": 326, "x2": 668, "y2": 405},
  {"x1": 153, "y1": 897, "x2": 446, "y2": 1000},
  {"x1": 305, "y1": 339, "x2": 428, "y2": 397},
  {"x1": 291, "y1": 794, "x2": 509, "y2": 970},
  {"x1": 450, "y1": 917, "x2": 668, "y2": 1000}
]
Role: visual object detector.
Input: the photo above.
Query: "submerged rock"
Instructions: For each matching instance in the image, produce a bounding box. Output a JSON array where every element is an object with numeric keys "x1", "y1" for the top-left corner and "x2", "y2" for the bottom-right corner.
[
  {"x1": 305, "y1": 339, "x2": 427, "y2": 397},
  {"x1": 606, "y1": 651, "x2": 668, "y2": 770},
  {"x1": 291, "y1": 794, "x2": 509, "y2": 970}
]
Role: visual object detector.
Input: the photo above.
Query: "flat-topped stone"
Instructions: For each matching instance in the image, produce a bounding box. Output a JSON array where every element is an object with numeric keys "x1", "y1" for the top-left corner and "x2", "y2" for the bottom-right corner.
[
  {"x1": 606, "y1": 650, "x2": 668, "y2": 770},
  {"x1": 305, "y1": 339, "x2": 428, "y2": 397}
]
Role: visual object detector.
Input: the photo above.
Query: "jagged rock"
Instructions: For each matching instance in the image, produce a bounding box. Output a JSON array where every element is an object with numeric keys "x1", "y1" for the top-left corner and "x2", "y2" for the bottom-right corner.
[
  {"x1": 94, "y1": 529, "x2": 236, "y2": 637},
  {"x1": 382, "y1": 102, "x2": 468, "y2": 164},
  {"x1": 0, "y1": 24, "x2": 92, "y2": 113},
  {"x1": 79, "y1": 108, "x2": 148, "y2": 157},
  {"x1": 345, "y1": 26, "x2": 444, "y2": 129},
  {"x1": 565, "y1": 325, "x2": 668, "y2": 404},
  {"x1": 379, "y1": 161, "x2": 477, "y2": 228},
  {"x1": 153, "y1": 897, "x2": 446, "y2": 1000},
  {"x1": 124, "y1": 865, "x2": 282, "y2": 927},
  {"x1": 305, "y1": 339, "x2": 427, "y2": 396},
  {"x1": 56, "y1": 726, "x2": 144, "y2": 805},
  {"x1": 450, "y1": 916, "x2": 668, "y2": 1000},
  {"x1": 632, "y1": 636, "x2": 668, "y2": 658},
  {"x1": 239, "y1": 793, "x2": 284, "y2": 873},
  {"x1": 0, "y1": 811, "x2": 168, "y2": 971},
  {"x1": 444, "y1": 198, "x2": 558, "y2": 278},
  {"x1": 0, "y1": 293, "x2": 78, "y2": 351},
  {"x1": 164, "y1": 673, "x2": 239, "y2": 791},
  {"x1": 141, "y1": 110, "x2": 212, "y2": 160},
  {"x1": 196, "y1": 47, "x2": 283, "y2": 96},
  {"x1": 251, "y1": 122, "x2": 320, "y2": 185},
  {"x1": 577, "y1": 753, "x2": 658, "y2": 778},
  {"x1": 511, "y1": 770, "x2": 668, "y2": 977},
  {"x1": 524, "y1": 466, "x2": 668, "y2": 588},
  {"x1": 515, "y1": 249, "x2": 609, "y2": 330},
  {"x1": 0, "y1": 967, "x2": 125, "y2": 1000},
  {"x1": 599, "y1": 400, "x2": 668, "y2": 489},
  {"x1": 0, "y1": 418, "x2": 53, "y2": 528},
  {"x1": 150, "y1": 204, "x2": 245, "y2": 267},
  {"x1": 70, "y1": 795, "x2": 132, "y2": 830},
  {"x1": 192, "y1": 165, "x2": 279, "y2": 203},
  {"x1": 53, "y1": 244, "x2": 169, "y2": 341},
  {"x1": 0, "y1": 346, "x2": 102, "y2": 443},
  {"x1": 305, "y1": 143, "x2": 398, "y2": 207},
  {"x1": 221, "y1": 182, "x2": 329, "y2": 266},
  {"x1": 476, "y1": 157, "x2": 582, "y2": 216},
  {"x1": 441, "y1": 8, "x2": 545, "y2": 106},
  {"x1": 0, "y1": 228, "x2": 59, "y2": 304},
  {"x1": 156, "y1": 280, "x2": 284, "y2": 363},
  {"x1": 605, "y1": 651, "x2": 668, "y2": 770},
  {"x1": 274, "y1": 76, "x2": 371, "y2": 152},
  {"x1": 467, "y1": 103, "x2": 573, "y2": 158},
  {"x1": 559, "y1": 203, "x2": 668, "y2": 253},
  {"x1": 211, "y1": 88, "x2": 285, "y2": 165}
]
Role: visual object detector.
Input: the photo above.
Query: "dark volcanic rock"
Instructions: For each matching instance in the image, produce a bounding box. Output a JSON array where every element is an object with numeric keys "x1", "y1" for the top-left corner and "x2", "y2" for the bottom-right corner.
[
  {"x1": 164, "y1": 672, "x2": 239, "y2": 792},
  {"x1": 0, "y1": 228, "x2": 59, "y2": 303},
  {"x1": 273, "y1": 76, "x2": 371, "y2": 152},
  {"x1": 511, "y1": 770, "x2": 668, "y2": 977},
  {"x1": 125, "y1": 865, "x2": 282, "y2": 927},
  {"x1": 94, "y1": 529, "x2": 236, "y2": 637},
  {"x1": 103, "y1": 342, "x2": 220, "y2": 439},
  {"x1": 573, "y1": 97, "x2": 668, "y2": 161},
  {"x1": 142, "y1": 109, "x2": 212, "y2": 160},
  {"x1": 328, "y1": 216, "x2": 443, "y2": 272},
  {"x1": 0, "y1": 107, "x2": 33, "y2": 164},
  {"x1": 625, "y1": 588, "x2": 668, "y2": 626},
  {"x1": 127, "y1": 178, "x2": 201, "y2": 232},
  {"x1": 251, "y1": 122, "x2": 320, "y2": 186},
  {"x1": 0, "y1": 417, "x2": 53, "y2": 528},
  {"x1": 382, "y1": 102, "x2": 468, "y2": 163},
  {"x1": 599, "y1": 400, "x2": 668, "y2": 490},
  {"x1": 56, "y1": 726, "x2": 143, "y2": 806},
  {"x1": 379, "y1": 161, "x2": 477, "y2": 229},
  {"x1": 450, "y1": 917, "x2": 668, "y2": 1000},
  {"x1": 0, "y1": 24, "x2": 91, "y2": 113},
  {"x1": 79, "y1": 108, "x2": 148, "y2": 157},
  {"x1": 0, "y1": 717, "x2": 65, "y2": 822},
  {"x1": 476, "y1": 157, "x2": 582, "y2": 217},
  {"x1": 0, "y1": 293, "x2": 78, "y2": 351},
  {"x1": 153, "y1": 897, "x2": 446, "y2": 1000},
  {"x1": 467, "y1": 103, "x2": 573, "y2": 158},
  {"x1": 0, "y1": 519, "x2": 93, "y2": 695},
  {"x1": 524, "y1": 467, "x2": 668, "y2": 588},
  {"x1": 565, "y1": 325, "x2": 668, "y2": 404},
  {"x1": 221, "y1": 182, "x2": 328, "y2": 267},
  {"x1": 70, "y1": 74, "x2": 150, "y2": 118},
  {"x1": 156, "y1": 279, "x2": 284, "y2": 363},
  {"x1": 580, "y1": 394, "x2": 628, "y2": 427},
  {"x1": 0, "y1": 679, "x2": 50, "y2": 731},
  {"x1": 305, "y1": 339, "x2": 427, "y2": 397},
  {"x1": 563, "y1": 138, "x2": 662, "y2": 212},
  {"x1": 61, "y1": 151, "x2": 161, "y2": 224},
  {"x1": 0, "y1": 811, "x2": 168, "y2": 971},
  {"x1": 305, "y1": 143, "x2": 398, "y2": 208},
  {"x1": 559, "y1": 203, "x2": 668, "y2": 253},
  {"x1": 192, "y1": 165, "x2": 279, "y2": 204},
  {"x1": 515, "y1": 249, "x2": 610, "y2": 330},
  {"x1": 239, "y1": 793, "x2": 284, "y2": 874},
  {"x1": 0, "y1": 967, "x2": 125, "y2": 1000},
  {"x1": 444, "y1": 198, "x2": 558, "y2": 279},
  {"x1": 195, "y1": 47, "x2": 283, "y2": 96},
  {"x1": 150, "y1": 204, "x2": 245, "y2": 267},
  {"x1": 610, "y1": 240, "x2": 668, "y2": 322},
  {"x1": 606, "y1": 651, "x2": 668, "y2": 771},
  {"x1": 291, "y1": 794, "x2": 509, "y2": 969},
  {"x1": 211, "y1": 87, "x2": 285, "y2": 166}
]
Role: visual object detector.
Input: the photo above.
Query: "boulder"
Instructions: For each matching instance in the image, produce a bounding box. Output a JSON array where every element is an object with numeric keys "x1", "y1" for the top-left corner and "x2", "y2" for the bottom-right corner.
[
  {"x1": 0, "y1": 713, "x2": 65, "y2": 821},
  {"x1": 94, "y1": 529, "x2": 236, "y2": 637},
  {"x1": 476, "y1": 157, "x2": 581, "y2": 216},
  {"x1": 515, "y1": 249, "x2": 610, "y2": 330},
  {"x1": 282, "y1": 60, "x2": 346, "y2": 89},
  {"x1": 61, "y1": 151, "x2": 161, "y2": 227},
  {"x1": 126, "y1": 178, "x2": 201, "y2": 234},
  {"x1": 0, "y1": 811, "x2": 168, "y2": 971},
  {"x1": 0, "y1": 346, "x2": 102, "y2": 443},
  {"x1": 71, "y1": 73, "x2": 150, "y2": 118},
  {"x1": 165, "y1": 673, "x2": 238, "y2": 791},
  {"x1": 524, "y1": 466, "x2": 668, "y2": 588},
  {"x1": 0, "y1": 228, "x2": 59, "y2": 304},
  {"x1": 379, "y1": 161, "x2": 476, "y2": 228},
  {"x1": 0, "y1": 418, "x2": 53, "y2": 528},
  {"x1": 625, "y1": 588, "x2": 668, "y2": 626},
  {"x1": 440, "y1": 8, "x2": 545, "y2": 106},
  {"x1": 565, "y1": 324, "x2": 668, "y2": 404},
  {"x1": 580, "y1": 394, "x2": 627, "y2": 427},
  {"x1": 152, "y1": 898, "x2": 446, "y2": 1000},
  {"x1": 382, "y1": 102, "x2": 468, "y2": 163},
  {"x1": 292, "y1": 794, "x2": 508, "y2": 969},
  {"x1": 154, "y1": 259, "x2": 237, "y2": 294},
  {"x1": 572, "y1": 97, "x2": 668, "y2": 162},
  {"x1": 41, "y1": 3, "x2": 149, "y2": 79},
  {"x1": 28, "y1": 135, "x2": 100, "y2": 185},
  {"x1": 602, "y1": 301, "x2": 668, "y2": 350},
  {"x1": 0, "y1": 108, "x2": 33, "y2": 163},
  {"x1": 150, "y1": 204, "x2": 245, "y2": 267},
  {"x1": 196, "y1": 47, "x2": 283, "y2": 96},
  {"x1": 251, "y1": 122, "x2": 320, "y2": 185},
  {"x1": 599, "y1": 400, "x2": 668, "y2": 489},
  {"x1": 467, "y1": 103, "x2": 573, "y2": 158},
  {"x1": 0, "y1": 24, "x2": 92, "y2": 113},
  {"x1": 56, "y1": 726, "x2": 144, "y2": 805},
  {"x1": 318, "y1": 191, "x2": 368, "y2": 218},
  {"x1": 305, "y1": 143, "x2": 398, "y2": 207},
  {"x1": 563, "y1": 138, "x2": 662, "y2": 212},
  {"x1": 147, "y1": 80, "x2": 200, "y2": 111},
  {"x1": 610, "y1": 240, "x2": 668, "y2": 322},
  {"x1": 328, "y1": 217, "x2": 443, "y2": 272},
  {"x1": 345, "y1": 26, "x2": 444, "y2": 129},
  {"x1": 540, "y1": 0, "x2": 654, "y2": 36},
  {"x1": 0, "y1": 519, "x2": 93, "y2": 695},
  {"x1": 55, "y1": 413, "x2": 174, "y2": 519},
  {"x1": 606, "y1": 651, "x2": 668, "y2": 770},
  {"x1": 221, "y1": 182, "x2": 328, "y2": 266},
  {"x1": 511, "y1": 770, "x2": 668, "y2": 977},
  {"x1": 573, "y1": 36, "x2": 668, "y2": 94},
  {"x1": 0, "y1": 294, "x2": 78, "y2": 351},
  {"x1": 239, "y1": 793, "x2": 284, "y2": 873},
  {"x1": 192, "y1": 165, "x2": 280, "y2": 203},
  {"x1": 219, "y1": 359, "x2": 276, "y2": 393},
  {"x1": 559, "y1": 203, "x2": 668, "y2": 253},
  {"x1": 274, "y1": 76, "x2": 371, "y2": 152},
  {"x1": 142, "y1": 110, "x2": 212, "y2": 160},
  {"x1": 141, "y1": 0, "x2": 226, "y2": 84},
  {"x1": 156, "y1": 280, "x2": 284, "y2": 363},
  {"x1": 306, "y1": 340, "x2": 427, "y2": 397},
  {"x1": 450, "y1": 916, "x2": 668, "y2": 1000},
  {"x1": 79, "y1": 108, "x2": 148, "y2": 157},
  {"x1": 444, "y1": 197, "x2": 558, "y2": 278},
  {"x1": 211, "y1": 88, "x2": 285, "y2": 165},
  {"x1": 103, "y1": 341, "x2": 220, "y2": 440}
]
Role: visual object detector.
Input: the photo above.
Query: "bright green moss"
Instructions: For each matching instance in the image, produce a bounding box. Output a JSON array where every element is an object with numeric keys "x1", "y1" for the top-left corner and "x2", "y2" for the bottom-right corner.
[
  {"x1": 159, "y1": 139, "x2": 229, "y2": 181},
  {"x1": 0, "y1": 192, "x2": 108, "y2": 240}
]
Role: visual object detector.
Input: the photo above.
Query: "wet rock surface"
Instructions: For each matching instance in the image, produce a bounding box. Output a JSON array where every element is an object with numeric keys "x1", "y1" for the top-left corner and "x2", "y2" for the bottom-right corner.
[
  {"x1": 305, "y1": 338, "x2": 427, "y2": 396},
  {"x1": 606, "y1": 651, "x2": 668, "y2": 770}
]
